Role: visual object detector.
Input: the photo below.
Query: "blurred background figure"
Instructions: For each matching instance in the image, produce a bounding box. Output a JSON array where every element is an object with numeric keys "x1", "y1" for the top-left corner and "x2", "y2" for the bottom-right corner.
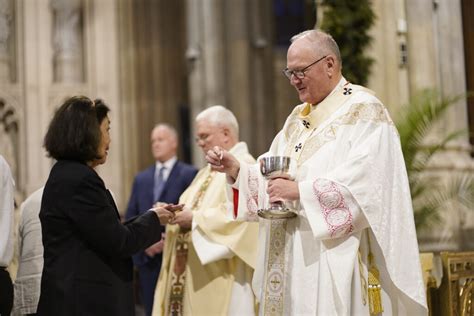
[
  {"x1": 13, "y1": 187, "x2": 44, "y2": 316},
  {"x1": 0, "y1": 154, "x2": 15, "y2": 316},
  {"x1": 37, "y1": 96, "x2": 163, "y2": 316},
  {"x1": 126, "y1": 123, "x2": 197, "y2": 316}
]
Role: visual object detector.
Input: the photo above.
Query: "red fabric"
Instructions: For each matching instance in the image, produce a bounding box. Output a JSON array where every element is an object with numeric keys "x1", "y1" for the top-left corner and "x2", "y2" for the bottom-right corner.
[{"x1": 232, "y1": 188, "x2": 239, "y2": 218}]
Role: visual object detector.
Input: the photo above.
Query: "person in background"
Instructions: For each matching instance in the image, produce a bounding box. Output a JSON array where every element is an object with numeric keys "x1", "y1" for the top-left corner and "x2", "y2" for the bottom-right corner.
[
  {"x1": 37, "y1": 96, "x2": 164, "y2": 316},
  {"x1": 0, "y1": 154, "x2": 15, "y2": 315},
  {"x1": 206, "y1": 29, "x2": 427, "y2": 315},
  {"x1": 12, "y1": 187, "x2": 44, "y2": 316},
  {"x1": 126, "y1": 123, "x2": 197, "y2": 316},
  {"x1": 152, "y1": 106, "x2": 259, "y2": 316}
]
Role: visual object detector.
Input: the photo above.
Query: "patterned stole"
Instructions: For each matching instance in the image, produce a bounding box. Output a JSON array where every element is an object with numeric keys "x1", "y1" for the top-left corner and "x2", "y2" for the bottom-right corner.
[
  {"x1": 262, "y1": 219, "x2": 290, "y2": 315},
  {"x1": 168, "y1": 171, "x2": 215, "y2": 316}
]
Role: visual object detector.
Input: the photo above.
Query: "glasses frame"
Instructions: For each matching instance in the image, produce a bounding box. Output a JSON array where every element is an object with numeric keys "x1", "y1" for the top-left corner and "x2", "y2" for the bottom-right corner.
[
  {"x1": 282, "y1": 55, "x2": 328, "y2": 80},
  {"x1": 194, "y1": 133, "x2": 211, "y2": 143}
]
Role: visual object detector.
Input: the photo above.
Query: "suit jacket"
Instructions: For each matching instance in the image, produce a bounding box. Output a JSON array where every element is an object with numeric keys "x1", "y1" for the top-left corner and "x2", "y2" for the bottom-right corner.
[
  {"x1": 125, "y1": 160, "x2": 197, "y2": 267},
  {"x1": 37, "y1": 160, "x2": 161, "y2": 316}
]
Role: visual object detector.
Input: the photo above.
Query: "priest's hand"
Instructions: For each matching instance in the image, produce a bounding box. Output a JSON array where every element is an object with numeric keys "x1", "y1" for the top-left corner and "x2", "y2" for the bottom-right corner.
[
  {"x1": 152, "y1": 204, "x2": 183, "y2": 225},
  {"x1": 170, "y1": 207, "x2": 193, "y2": 230},
  {"x1": 205, "y1": 146, "x2": 240, "y2": 182},
  {"x1": 267, "y1": 178, "x2": 300, "y2": 202}
]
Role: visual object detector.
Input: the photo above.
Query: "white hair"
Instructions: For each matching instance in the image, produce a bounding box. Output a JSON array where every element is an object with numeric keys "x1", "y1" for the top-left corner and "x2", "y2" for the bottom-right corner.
[
  {"x1": 291, "y1": 29, "x2": 342, "y2": 65},
  {"x1": 195, "y1": 105, "x2": 239, "y2": 137}
]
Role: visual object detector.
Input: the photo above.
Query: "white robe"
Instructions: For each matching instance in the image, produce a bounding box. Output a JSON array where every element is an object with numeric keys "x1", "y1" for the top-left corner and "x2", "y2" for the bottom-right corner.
[
  {"x1": 13, "y1": 187, "x2": 44, "y2": 315},
  {"x1": 0, "y1": 154, "x2": 15, "y2": 268},
  {"x1": 230, "y1": 79, "x2": 428, "y2": 315}
]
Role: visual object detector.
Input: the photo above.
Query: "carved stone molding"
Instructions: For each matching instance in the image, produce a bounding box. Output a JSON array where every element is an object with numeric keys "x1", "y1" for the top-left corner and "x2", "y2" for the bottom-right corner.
[
  {"x1": 0, "y1": 97, "x2": 18, "y2": 180},
  {"x1": 0, "y1": 0, "x2": 13, "y2": 82},
  {"x1": 50, "y1": 0, "x2": 84, "y2": 83}
]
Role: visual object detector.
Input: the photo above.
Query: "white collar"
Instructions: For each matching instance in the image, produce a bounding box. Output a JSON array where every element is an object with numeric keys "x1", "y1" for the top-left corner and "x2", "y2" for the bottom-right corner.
[{"x1": 155, "y1": 156, "x2": 177, "y2": 170}]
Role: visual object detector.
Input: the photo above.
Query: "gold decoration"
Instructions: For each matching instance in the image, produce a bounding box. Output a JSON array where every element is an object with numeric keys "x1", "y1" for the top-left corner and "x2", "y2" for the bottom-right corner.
[
  {"x1": 367, "y1": 233, "x2": 383, "y2": 315},
  {"x1": 167, "y1": 171, "x2": 215, "y2": 315}
]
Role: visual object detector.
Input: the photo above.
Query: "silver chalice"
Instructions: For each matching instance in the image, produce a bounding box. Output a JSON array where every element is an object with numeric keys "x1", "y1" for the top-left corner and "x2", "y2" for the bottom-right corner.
[{"x1": 257, "y1": 156, "x2": 297, "y2": 219}]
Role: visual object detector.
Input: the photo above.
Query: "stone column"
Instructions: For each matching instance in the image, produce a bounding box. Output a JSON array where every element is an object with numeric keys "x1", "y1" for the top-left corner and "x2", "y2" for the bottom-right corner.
[
  {"x1": 432, "y1": 0, "x2": 474, "y2": 251},
  {"x1": 247, "y1": 0, "x2": 277, "y2": 155},
  {"x1": 405, "y1": 0, "x2": 438, "y2": 92},
  {"x1": 50, "y1": 0, "x2": 83, "y2": 83},
  {"x1": 187, "y1": 0, "x2": 225, "y2": 167},
  {"x1": 0, "y1": 0, "x2": 12, "y2": 82},
  {"x1": 367, "y1": 0, "x2": 410, "y2": 111},
  {"x1": 225, "y1": 1, "x2": 252, "y2": 147},
  {"x1": 436, "y1": 0, "x2": 470, "y2": 146}
]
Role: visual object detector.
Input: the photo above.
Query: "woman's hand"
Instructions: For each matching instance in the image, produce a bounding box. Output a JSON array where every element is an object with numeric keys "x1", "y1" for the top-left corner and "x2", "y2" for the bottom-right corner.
[{"x1": 152, "y1": 204, "x2": 183, "y2": 225}]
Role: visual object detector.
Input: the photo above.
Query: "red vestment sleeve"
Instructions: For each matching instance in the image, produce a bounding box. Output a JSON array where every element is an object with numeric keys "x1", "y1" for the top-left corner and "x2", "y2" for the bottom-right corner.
[{"x1": 232, "y1": 188, "x2": 239, "y2": 218}]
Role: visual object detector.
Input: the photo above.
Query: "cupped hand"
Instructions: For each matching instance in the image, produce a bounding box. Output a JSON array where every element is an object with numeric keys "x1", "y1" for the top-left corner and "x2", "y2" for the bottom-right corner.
[
  {"x1": 152, "y1": 203, "x2": 183, "y2": 225},
  {"x1": 170, "y1": 207, "x2": 193, "y2": 230}
]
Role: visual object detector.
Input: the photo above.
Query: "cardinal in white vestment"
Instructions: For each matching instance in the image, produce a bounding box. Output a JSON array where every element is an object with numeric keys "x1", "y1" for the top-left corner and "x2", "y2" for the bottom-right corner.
[{"x1": 206, "y1": 30, "x2": 428, "y2": 315}]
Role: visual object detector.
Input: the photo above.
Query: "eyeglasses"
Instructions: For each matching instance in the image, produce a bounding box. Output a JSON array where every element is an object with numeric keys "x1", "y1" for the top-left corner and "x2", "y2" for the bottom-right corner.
[
  {"x1": 282, "y1": 55, "x2": 327, "y2": 80},
  {"x1": 194, "y1": 133, "x2": 210, "y2": 143}
]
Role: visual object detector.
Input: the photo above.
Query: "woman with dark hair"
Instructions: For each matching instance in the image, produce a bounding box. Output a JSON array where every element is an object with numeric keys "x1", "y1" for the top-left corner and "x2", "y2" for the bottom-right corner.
[{"x1": 37, "y1": 96, "x2": 164, "y2": 316}]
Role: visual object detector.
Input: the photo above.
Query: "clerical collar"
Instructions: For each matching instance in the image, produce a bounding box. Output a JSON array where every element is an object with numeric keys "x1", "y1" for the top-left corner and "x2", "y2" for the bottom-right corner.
[
  {"x1": 155, "y1": 156, "x2": 177, "y2": 170},
  {"x1": 310, "y1": 77, "x2": 347, "y2": 108}
]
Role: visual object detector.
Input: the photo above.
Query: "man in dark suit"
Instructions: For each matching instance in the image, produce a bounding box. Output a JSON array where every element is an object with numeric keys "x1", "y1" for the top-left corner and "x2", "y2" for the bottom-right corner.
[{"x1": 125, "y1": 123, "x2": 197, "y2": 316}]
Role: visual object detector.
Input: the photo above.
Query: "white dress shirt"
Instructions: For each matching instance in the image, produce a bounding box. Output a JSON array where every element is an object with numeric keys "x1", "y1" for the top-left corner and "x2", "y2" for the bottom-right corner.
[
  {"x1": 155, "y1": 156, "x2": 177, "y2": 183},
  {"x1": 13, "y1": 187, "x2": 44, "y2": 315}
]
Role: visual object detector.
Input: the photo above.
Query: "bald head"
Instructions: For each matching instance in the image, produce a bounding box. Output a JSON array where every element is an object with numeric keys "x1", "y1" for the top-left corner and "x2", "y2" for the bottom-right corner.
[
  {"x1": 286, "y1": 29, "x2": 343, "y2": 104},
  {"x1": 291, "y1": 30, "x2": 342, "y2": 67}
]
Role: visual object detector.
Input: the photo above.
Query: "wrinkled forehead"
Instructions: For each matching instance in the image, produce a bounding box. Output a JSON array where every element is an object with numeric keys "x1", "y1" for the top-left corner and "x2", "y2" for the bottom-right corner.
[
  {"x1": 287, "y1": 39, "x2": 319, "y2": 64},
  {"x1": 198, "y1": 120, "x2": 225, "y2": 136}
]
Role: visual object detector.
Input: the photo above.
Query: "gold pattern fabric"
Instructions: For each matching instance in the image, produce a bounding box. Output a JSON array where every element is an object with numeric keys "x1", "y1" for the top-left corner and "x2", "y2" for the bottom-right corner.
[
  {"x1": 263, "y1": 220, "x2": 288, "y2": 316},
  {"x1": 298, "y1": 102, "x2": 392, "y2": 165},
  {"x1": 167, "y1": 172, "x2": 214, "y2": 316}
]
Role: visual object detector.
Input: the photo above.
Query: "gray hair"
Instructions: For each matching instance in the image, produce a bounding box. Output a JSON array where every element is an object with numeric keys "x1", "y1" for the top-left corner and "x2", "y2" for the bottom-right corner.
[
  {"x1": 152, "y1": 123, "x2": 178, "y2": 141},
  {"x1": 196, "y1": 105, "x2": 239, "y2": 137},
  {"x1": 291, "y1": 29, "x2": 342, "y2": 65}
]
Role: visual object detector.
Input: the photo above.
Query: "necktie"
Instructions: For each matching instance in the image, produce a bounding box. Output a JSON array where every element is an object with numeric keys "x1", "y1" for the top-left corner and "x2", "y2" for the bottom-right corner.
[{"x1": 153, "y1": 166, "x2": 166, "y2": 202}]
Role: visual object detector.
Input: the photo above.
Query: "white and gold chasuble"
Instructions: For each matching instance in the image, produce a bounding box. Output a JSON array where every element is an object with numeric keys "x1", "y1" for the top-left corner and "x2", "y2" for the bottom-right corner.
[
  {"x1": 153, "y1": 142, "x2": 258, "y2": 316},
  {"x1": 231, "y1": 79, "x2": 428, "y2": 315}
]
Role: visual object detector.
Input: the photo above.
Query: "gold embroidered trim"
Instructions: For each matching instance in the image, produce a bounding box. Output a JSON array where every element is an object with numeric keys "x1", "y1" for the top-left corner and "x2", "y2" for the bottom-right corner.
[
  {"x1": 169, "y1": 232, "x2": 190, "y2": 316},
  {"x1": 190, "y1": 171, "x2": 215, "y2": 210},
  {"x1": 298, "y1": 102, "x2": 393, "y2": 165},
  {"x1": 167, "y1": 171, "x2": 215, "y2": 315},
  {"x1": 263, "y1": 219, "x2": 287, "y2": 316},
  {"x1": 358, "y1": 249, "x2": 368, "y2": 306}
]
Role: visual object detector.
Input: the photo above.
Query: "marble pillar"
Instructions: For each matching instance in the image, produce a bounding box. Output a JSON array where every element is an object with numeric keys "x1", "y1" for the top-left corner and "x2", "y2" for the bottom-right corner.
[
  {"x1": 50, "y1": 0, "x2": 83, "y2": 83},
  {"x1": 405, "y1": 0, "x2": 438, "y2": 92},
  {"x1": 367, "y1": 0, "x2": 410, "y2": 111},
  {"x1": 186, "y1": 0, "x2": 226, "y2": 167}
]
